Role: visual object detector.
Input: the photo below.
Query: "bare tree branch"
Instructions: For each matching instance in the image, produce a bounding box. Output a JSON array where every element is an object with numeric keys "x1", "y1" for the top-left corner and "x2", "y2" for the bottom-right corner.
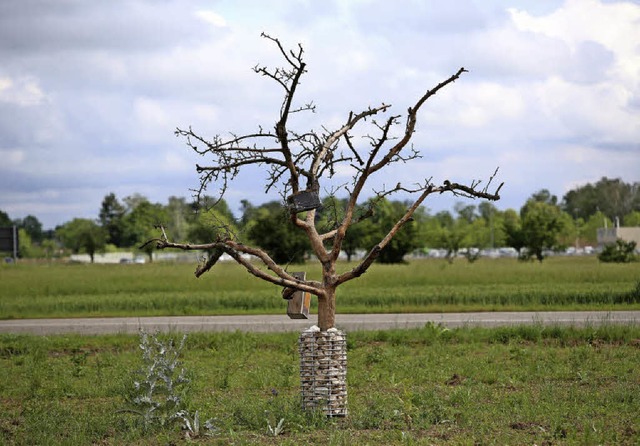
[
  {"x1": 154, "y1": 235, "x2": 324, "y2": 296},
  {"x1": 337, "y1": 176, "x2": 501, "y2": 285},
  {"x1": 309, "y1": 104, "x2": 390, "y2": 180},
  {"x1": 162, "y1": 35, "x2": 503, "y2": 331}
]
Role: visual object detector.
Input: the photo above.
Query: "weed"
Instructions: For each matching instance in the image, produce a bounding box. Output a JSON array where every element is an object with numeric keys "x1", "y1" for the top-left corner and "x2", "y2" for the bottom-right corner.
[
  {"x1": 174, "y1": 409, "x2": 218, "y2": 438},
  {"x1": 70, "y1": 348, "x2": 89, "y2": 377},
  {"x1": 364, "y1": 345, "x2": 388, "y2": 365},
  {"x1": 422, "y1": 321, "x2": 451, "y2": 340},
  {"x1": 117, "y1": 331, "x2": 220, "y2": 440},
  {"x1": 266, "y1": 415, "x2": 285, "y2": 436}
]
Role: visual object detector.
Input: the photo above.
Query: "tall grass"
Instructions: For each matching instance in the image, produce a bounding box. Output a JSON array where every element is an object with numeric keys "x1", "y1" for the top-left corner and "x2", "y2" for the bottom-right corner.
[{"x1": 1, "y1": 256, "x2": 638, "y2": 319}]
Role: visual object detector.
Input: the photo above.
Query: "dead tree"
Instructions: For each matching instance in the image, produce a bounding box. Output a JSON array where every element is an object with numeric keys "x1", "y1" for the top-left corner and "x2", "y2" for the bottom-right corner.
[{"x1": 153, "y1": 33, "x2": 502, "y2": 331}]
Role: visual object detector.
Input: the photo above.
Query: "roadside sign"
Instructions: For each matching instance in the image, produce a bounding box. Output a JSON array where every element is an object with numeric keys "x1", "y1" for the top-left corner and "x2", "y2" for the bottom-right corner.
[{"x1": 0, "y1": 226, "x2": 18, "y2": 262}]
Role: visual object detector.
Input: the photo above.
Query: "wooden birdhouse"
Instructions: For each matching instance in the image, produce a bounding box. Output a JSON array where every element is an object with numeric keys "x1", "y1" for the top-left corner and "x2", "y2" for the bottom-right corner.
[
  {"x1": 282, "y1": 272, "x2": 311, "y2": 319},
  {"x1": 287, "y1": 188, "x2": 321, "y2": 213}
]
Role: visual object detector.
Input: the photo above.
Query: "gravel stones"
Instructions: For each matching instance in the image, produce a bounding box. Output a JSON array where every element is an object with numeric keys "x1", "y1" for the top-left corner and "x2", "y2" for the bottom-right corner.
[{"x1": 298, "y1": 326, "x2": 348, "y2": 417}]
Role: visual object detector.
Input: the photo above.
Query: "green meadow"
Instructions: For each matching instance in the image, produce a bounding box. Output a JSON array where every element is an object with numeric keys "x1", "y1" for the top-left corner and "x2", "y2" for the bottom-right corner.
[
  {"x1": 1, "y1": 256, "x2": 639, "y2": 319},
  {"x1": 1, "y1": 257, "x2": 639, "y2": 444},
  {"x1": 1, "y1": 325, "x2": 639, "y2": 445}
]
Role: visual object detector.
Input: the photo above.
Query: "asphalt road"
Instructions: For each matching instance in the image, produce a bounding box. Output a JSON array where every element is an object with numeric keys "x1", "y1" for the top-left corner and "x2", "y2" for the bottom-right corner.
[{"x1": 0, "y1": 311, "x2": 638, "y2": 335}]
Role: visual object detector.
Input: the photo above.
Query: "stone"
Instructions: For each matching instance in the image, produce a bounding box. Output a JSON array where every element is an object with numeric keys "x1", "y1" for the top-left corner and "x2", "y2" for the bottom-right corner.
[{"x1": 298, "y1": 328, "x2": 348, "y2": 417}]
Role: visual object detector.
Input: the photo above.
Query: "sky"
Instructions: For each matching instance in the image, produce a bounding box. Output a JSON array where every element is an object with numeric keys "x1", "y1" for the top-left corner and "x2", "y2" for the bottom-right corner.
[{"x1": 0, "y1": 0, "x2": 639, "y2": 230}]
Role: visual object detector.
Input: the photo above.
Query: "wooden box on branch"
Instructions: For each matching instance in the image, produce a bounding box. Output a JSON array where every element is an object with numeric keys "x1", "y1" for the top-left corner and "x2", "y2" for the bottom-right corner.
[
  {"x1": 287, "y1": 189, "x2": 321, "y2": 213},
  {"x1": 283, "y1": 272, "x2": 311, "y2": 319}
]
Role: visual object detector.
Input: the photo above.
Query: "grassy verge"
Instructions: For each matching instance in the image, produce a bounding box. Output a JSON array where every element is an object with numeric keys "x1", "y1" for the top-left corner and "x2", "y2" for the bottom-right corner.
[
  {"x1": 1, "y1": 256, "x2": 639, "y2": 319},
  {"x1": 1, "y1": 324, "x2": 639, "y2": 445}
]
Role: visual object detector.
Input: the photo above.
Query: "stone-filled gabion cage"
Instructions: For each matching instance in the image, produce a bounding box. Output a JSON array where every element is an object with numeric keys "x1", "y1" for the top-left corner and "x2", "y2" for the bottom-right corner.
[{"x1": 298, "y1": 327, "x2": 348, "y2": 417}]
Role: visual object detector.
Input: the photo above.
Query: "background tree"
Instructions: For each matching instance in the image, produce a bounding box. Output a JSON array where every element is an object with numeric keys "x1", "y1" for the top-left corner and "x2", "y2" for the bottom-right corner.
[
  {"x1": 424, "y1": 210, "x2": 466, "y2": 262},
  {"x1": 0, "y1": 210, "x2": 12, "y2": 227},
  {"x1": 593, "y1": 178, "x2": 640, "y2": 221},
  {"x1": 455, "y1": 202, "x2": 478, "y2": 224},
  {"x1": 530, "y1": 189, "x2": 558, "y2": 206},
  {"x1": 15, "y1": 215, "x2": 43, "y2": 244},
  {"x1": 554, "y1": 211, "x2": 577, "y2": 250},
  {"x1": 99, "y1": 193, "x2": 127, "y2": 247},
  {"x1": 562, "y1": 177, "x2": 640, "y2": 222},
  {"x1": 16, "y1": 229, "x2": 33, "y2": 258},
  {"x1": 245, "y1": 201, "x2": 309, "y2": 264},
  {"x1": 520, "y1": 199, "x2": 566, "y2": 262},
  {"x1": 149, "y1": 34, "x2": 502, "y2": 331},
  {"x1": 439, "y1": 225, "x2": 466, "y2": 263},
  {"x1": 165, "y1": 196, "x2": 191, "y2": 242},
  {"x1": 122, "y1": 197, "x2": 167, "y2": 262},
  {"x1": 360, "y1": 198, "x2": 423, "y2": 264},
  {"x1": 315, "y1": 197, "x2": 368, "y2": 262},
  {"x1": 478, "y1": 201, "x2": 496, "y2": 222},
  {"x1": 417, "y1": 211, "x2": 442, "y2": 254},
  {"x1": 623, "y1": 211, "x2": 640, "y2": 227},
  {"x1": 503, "y1": 209, "x2": 525, "y2": 257},
  {"x1": 464, "y1": 219, "x2": 490, "y2": 261},
  {"x1": 477, "y1": 202, "x2": 506, "y2": 248},
  {"x1": 434, "y1": 210, "x2": 455, "y2": 228},
  {"x1": 188, "y1": 198, "x2": 238, "y2": 255},
  {"x1": 57, "y1": 218, "x2": 106, "y2": 263},
  {"x1": 40, "y1": 238, "x2": 58, "y2": 259},
  {"x1": 580, "y1": 211, "x2": 612, "y2": 246},
  {"x1": 453, "y1": 202, "x2": 490, "y2": 261}
]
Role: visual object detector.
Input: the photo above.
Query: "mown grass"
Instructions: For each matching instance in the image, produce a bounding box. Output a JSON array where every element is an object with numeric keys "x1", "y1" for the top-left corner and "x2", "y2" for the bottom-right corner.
[
  {"x1": 1, "y1": 256, "x2": 639, "y2": 319},
  {"x1": 1, "y1": 325, "x2": 639, "y2": 445}
]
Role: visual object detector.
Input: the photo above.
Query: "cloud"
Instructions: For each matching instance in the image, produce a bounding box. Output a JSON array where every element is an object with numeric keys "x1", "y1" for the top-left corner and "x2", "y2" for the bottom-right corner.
[
  {"x1": 0, "y1": 148, "x2": 25, "y2": 167},
  {"x1": 350, "y1": 0, "x2": 491, "y2": 34},
  {"x1": 0, "y1": 0, "x2": 212, "y2": 55},
  {"x1": 531, "y1": 76, "x2": 639, "y2": 146},
  {"x1": 0, "y1": 0, "x2": 638, "y2": 229},
  {"x1": 509, "y1": 0, "x2": 640, "y2": 83},
  {"x1": 195, "y1": 10, "x2": 228, "y2": 28},
  {"x1": 0, "y1": 76, "x2": 46, "y2": 106},
  {"x1": 564, "y1": 40, "x2": 615, "y2": 84}
]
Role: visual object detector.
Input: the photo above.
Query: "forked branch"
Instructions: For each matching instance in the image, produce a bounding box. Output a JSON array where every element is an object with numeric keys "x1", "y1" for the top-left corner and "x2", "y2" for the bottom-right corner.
[
  {"x1": 160, "y1": 34, "x2": 504, "y2": 331},
  {"x1": 151, "y1": 228, "x2": 323, "y2": 296},
  {"x1": 337, "y1": 175, "x2": 503, "y2": 284}
]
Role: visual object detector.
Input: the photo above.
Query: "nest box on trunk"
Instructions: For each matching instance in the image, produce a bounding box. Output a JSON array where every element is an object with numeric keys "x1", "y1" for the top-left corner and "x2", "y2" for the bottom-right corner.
[
  {"x1": 287, "y1": 188, "x2": 321, "y2": 213},
  {"x1": 282, "y1": 271, "x2": 311, "y2": 319}
]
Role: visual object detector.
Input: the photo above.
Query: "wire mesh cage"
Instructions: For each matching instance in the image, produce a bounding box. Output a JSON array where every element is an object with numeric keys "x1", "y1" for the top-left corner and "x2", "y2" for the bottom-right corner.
[{"x1": 298, "y1": 327, "x2": 348, "y2": 417}]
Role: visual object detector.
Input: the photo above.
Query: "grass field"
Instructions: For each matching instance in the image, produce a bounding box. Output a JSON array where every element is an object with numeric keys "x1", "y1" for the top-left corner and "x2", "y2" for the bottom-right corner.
[
  {"x1": 1, "y1": 325, "x2": 639, "y2": 445},
  {"x1": 1, "y1": 256, "x2": 639, "y2": 319},
  {"x1": 1, "y1": 257, "x2": 639, "y2": 444}
]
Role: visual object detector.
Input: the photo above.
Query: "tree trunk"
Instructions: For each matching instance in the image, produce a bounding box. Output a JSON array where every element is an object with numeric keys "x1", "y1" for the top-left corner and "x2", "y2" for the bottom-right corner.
[
  {"x1": 317, "y1": 290, "x2": 336, "y2": 331},
  {"x1": 318, "y1": 262, "x2": 337, "y2": 331}
]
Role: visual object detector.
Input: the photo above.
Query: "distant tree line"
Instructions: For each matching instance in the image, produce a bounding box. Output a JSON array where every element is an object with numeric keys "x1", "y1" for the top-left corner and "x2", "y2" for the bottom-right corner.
[{"x1": 1, "y1": 177, "x2": 639, "y2": 263}]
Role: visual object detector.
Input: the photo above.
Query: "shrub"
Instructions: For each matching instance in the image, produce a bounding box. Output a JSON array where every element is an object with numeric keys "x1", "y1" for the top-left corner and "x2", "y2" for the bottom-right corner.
[{"x1": 598, "y1": 239, "x2": 637, "y2": 263}]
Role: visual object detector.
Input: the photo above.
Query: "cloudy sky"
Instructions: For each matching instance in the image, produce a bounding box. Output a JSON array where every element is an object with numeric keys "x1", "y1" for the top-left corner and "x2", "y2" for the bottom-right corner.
[{"x1": 1, "y1": 0, "x2": 638, "y2": 229}]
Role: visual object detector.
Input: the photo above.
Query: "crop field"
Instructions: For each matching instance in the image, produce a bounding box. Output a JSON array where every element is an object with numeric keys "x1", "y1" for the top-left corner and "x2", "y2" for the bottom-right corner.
[
  {"x1": 1, "y1": 325, "x2": 639, "y2": 445},
  {"x1": 1, "y1": 256, "x2": 639, "y2": 319}
]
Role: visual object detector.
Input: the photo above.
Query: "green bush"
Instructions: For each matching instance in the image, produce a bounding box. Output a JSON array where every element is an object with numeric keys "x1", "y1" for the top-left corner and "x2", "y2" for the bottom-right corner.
[{"x1": 598, "y1": 239, "x2": 637, "y2": 263}]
